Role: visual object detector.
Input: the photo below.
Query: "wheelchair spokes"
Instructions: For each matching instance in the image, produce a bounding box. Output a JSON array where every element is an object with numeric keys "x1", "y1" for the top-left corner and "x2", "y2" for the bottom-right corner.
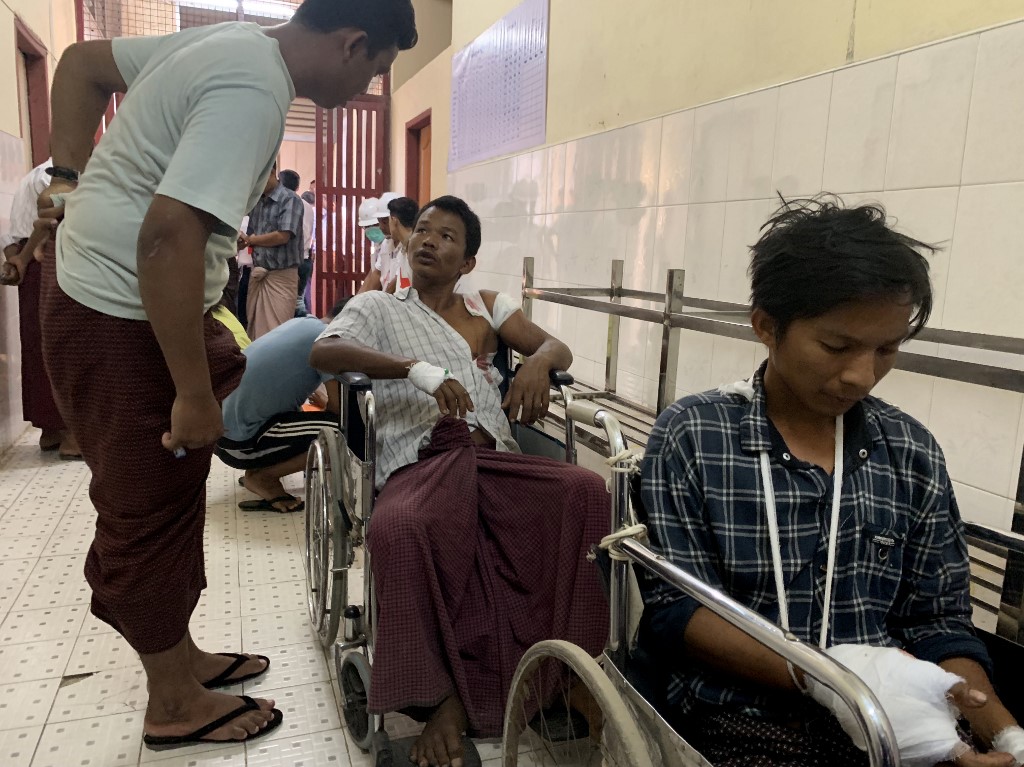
[{"x1": 502, "y1": 640, "x2": 651, "y2": 767}]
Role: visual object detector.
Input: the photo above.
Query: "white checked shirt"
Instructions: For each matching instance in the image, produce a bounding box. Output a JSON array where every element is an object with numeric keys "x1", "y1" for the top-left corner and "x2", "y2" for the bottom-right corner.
[
  {"x1": 1, "y1": 160, "x2": 51, "y2": 250},
  {"x1": 318, "y1": 287, "x2": 520, "y2": 488}
]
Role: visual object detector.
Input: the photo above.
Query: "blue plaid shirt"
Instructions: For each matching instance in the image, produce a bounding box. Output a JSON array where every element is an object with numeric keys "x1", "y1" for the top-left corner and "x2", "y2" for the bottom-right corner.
[{"x1": 640, "y1": 365, "x2": 990, "y2": 719}]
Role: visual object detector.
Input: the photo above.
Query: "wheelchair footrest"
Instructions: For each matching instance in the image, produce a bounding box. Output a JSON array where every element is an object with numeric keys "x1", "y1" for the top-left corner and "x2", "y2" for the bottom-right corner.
[{"x1": 387, "y1": 736, "x2": 482, "y2": 767}]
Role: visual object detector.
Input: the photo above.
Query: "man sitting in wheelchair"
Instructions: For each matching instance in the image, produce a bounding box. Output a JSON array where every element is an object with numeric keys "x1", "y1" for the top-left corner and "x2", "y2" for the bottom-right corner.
[
  {"x1": 310, "y1": 195, "x2": 609, "y2": 767},
  {"x1": 640, "y1": 196, "x2": 1023, "y2": 767}
]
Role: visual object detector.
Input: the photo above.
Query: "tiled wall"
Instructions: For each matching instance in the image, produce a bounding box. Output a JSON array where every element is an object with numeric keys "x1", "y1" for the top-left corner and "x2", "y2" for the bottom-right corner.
[
  {"x1": 450, "y1": 20, "x2": 1024, "y2": 532},
  {"x1": 0, "y1": 129, "x2": 27, "y2": 455}
]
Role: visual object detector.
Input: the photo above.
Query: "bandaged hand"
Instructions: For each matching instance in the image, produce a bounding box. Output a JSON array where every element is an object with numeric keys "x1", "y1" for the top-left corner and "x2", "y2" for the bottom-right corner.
[
  {"x1": 993, "y1": 726, "x2": 1024, "y2": 767},
  {"x1": 805, "y1": 644, "x2": 967, "y2": 767},
  {"x1": 407, "y1": 361, "x2": 453, "y2": 394},
  {"x1": 408, "y1": 361, "x2": 475, "y2": 418}
]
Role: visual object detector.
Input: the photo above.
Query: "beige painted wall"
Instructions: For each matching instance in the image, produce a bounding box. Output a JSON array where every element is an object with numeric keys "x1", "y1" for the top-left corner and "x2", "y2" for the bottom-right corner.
[
  {"x1": 393, "y1": 0, "x2": 1024, "y2": 191},
  {"x1": 0, "y1": 0, "x2": 78, "y2": 137},
  {"x1": 393, "y1": 0, "x2": 453, "y2": 91},
  {"x1": 278, "y1": 139, "x2": 317, "y2": 196},
  {"x1": 391, "y1": 48, "x2": 453, "y2": 201}
]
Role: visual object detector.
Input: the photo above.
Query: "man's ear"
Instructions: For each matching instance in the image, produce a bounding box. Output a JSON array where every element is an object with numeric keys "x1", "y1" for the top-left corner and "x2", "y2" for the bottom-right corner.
[
  {"x1": 460, "y1": 256, "x2": 477, "y2": 276},
  {"x1": 332, "y1": 28, "x2": 369, "y2": 62},
  {"x1": 751, "y1": 308, "x2": 778, "y2": 352}
]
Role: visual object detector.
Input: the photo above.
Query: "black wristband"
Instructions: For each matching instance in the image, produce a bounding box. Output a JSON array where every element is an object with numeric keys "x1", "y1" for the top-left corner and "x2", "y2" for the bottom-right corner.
[{"x1": 45, "y1": 166, "x2": 80, "y2": 183}]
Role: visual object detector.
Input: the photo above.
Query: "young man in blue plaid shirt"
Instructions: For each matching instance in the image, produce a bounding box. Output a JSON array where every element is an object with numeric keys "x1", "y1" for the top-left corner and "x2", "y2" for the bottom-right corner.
[{"x1": 640, "y1": 197, "x2": 1022, "y2": 767}]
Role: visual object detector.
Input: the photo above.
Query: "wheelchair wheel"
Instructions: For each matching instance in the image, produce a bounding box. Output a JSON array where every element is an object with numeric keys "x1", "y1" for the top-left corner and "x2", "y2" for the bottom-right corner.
[
  {"x1": 339, "y1": 650, "x2": 377, "y2": 752},
  {"x1": 304, "y1": 429, "x2": 346, "y2": 647},
  {"x1": 502, "y1": 640, "x2": 652, "y2": 767}
]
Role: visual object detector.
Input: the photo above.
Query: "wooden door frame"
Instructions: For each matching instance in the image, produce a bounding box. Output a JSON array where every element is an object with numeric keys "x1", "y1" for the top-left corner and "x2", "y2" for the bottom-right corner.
[
  {"x1": 405, "y1": 109, "x2": 432, "y2": 202},
  {"x1": 14, "y1": 17, "x2": 51, "y2": 166}
]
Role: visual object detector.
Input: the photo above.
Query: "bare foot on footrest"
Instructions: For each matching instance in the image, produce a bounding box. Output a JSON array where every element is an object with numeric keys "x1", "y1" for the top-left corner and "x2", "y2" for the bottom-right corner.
[{"x1": 410, "y1": 695, "x2": 469, "y2": 767}]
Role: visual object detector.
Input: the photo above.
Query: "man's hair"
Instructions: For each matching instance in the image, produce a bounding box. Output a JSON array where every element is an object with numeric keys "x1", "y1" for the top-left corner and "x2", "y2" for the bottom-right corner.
[
  {"x1": 387, "y1": 197, "x2": 418, "y2": 229},
  {"x1": 279, "y1": 170, "x2": 301, "y2": 192},
  {"x1": 294, "y1": 0, "x2": 418, "y2": 55},
  {"x1": 329, "y1": 297, "x2": 351, "y2": 319},
  {"x1": 301, "y1": 191, "x2": 316, "y2": 205},
  {"x1": 749, "y1": 195, "x2": 935, "y2": 340},
  {"x1": 415, "y1": 196, "x2": 482, "y2": 260}
]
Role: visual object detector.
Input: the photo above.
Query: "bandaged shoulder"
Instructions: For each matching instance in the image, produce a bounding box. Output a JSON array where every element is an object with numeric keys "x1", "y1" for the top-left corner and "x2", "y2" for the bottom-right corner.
[
  {"x1": 462, "y1": 290, "x2": 522, "y2": 331},
  {"x1": 489, "y1": 292, "x2": 521, "y2": 330}
]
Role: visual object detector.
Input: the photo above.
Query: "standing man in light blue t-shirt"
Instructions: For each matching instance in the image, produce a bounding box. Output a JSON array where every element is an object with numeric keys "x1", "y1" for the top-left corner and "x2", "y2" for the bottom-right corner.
[{"x1": 34, "y1": 0, "x2": 417, "y2": 752}]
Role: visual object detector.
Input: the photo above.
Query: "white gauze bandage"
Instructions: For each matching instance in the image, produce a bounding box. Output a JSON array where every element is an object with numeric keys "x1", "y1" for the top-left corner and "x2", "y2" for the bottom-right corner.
[
  {"x1": 407, "y1": 361, "x2": 454, "y2": 395},
  {"x1": 993, "y1": 726, "x2": 1024, "y2": 766},
  {"x1": 806, "y1": 644, "x2": 967, "y2": 767}
]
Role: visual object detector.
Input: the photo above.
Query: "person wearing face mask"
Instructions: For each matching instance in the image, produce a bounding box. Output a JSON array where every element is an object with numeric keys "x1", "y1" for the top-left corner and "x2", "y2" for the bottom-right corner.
[
  {"x1": 639, "y1": 196, "x2": 1023, "y2": 767},
  {"x1": 357, "y1": 192, "x2": 397, "y2": 293}
]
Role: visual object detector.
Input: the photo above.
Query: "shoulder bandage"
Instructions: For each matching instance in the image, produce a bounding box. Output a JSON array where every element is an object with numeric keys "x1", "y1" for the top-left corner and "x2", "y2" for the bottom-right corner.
[
  {"x1": 408, "y1": 361, "x2": 454, "y2": 395},
  {"x1": 806, "y1": 644, "x2": 967, "y2": 767}
]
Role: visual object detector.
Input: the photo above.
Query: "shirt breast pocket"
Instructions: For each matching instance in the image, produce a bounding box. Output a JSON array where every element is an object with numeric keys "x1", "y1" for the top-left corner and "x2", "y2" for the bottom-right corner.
[{"x1": 860, "y1": 522, "x2": 905, "y2": 608}]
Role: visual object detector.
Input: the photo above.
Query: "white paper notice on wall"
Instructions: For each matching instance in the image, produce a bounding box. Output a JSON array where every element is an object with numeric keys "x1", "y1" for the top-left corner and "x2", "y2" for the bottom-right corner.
[{"x1": 449, "y1": 0, "x2": 549, "y2": 172}]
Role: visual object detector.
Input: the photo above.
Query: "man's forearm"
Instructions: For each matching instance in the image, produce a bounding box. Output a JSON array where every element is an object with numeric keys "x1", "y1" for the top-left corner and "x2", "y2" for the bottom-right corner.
[
  {"x1": 50, "y1": 43, "x2": 127, "y2": 172},
  {"x1": 358, "y1": 269, "x2": 382, "y2": 294},
  {"x1": 310, "y1": 338, "x2": 416, "y2": 379},
  {"x1": 682, "y1": 606, "x2": 801, "y2": 693},
  {"x1": 940, "y1": 657, "x2": 1016, "y2": 745},
  {"x1": 247, "y1": 231, "x2": 291, "y2": 248},
  {"x1": 138, "y1": 206, "x2": 213, "y2": 397},
  {"x1": 19, "y1": 225, "x2": 51, "y2": 264},
  {"x1": 528, "y1": 338, "x2": 572, "y2": 372}
]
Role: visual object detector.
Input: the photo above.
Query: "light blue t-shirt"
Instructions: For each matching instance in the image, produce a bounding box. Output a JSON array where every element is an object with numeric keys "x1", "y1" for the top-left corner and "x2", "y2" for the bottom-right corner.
[
  {"x1": 58, "y1": 22, "x2": 294, "y2": 320},
  {"x1": 222, "y1": 316, "x2": 332, "y2": 442}
]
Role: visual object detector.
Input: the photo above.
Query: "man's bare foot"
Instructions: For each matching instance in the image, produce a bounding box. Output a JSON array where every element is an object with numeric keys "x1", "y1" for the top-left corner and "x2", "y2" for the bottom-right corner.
[
  {"x1": 191, "y1": 649, "x2": 268, "y2": 687},
  {"x1": 144, "y1": 688, "x2": 276, "y2": 741},
  {"x1": 39, "y1": 430, "x2": 61, "y2": 451},
  {"x1": 58, "y1": 430, "x2": 82, "y2": 460},
  {"x1": 410, "y1": 695, "x2": 468, "y2": 767},
  {"x1": 568, "y1": 680, "x2": 604, "y2": 742},
  {"x1": 241, "y1": 472, "x2": 301, "y2": 512}
]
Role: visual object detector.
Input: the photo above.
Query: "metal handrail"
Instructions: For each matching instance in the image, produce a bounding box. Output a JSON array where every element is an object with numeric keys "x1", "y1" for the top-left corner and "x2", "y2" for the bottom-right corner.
[
  {"x1": 965, "y1": 522, "x2": 1024, "y2": 553},
  {"x1": 530, "y1": 284, "x2": 1024, "y2": 356},
  {"x1": 618, "y1": 537, "x2": 901, "y2": 767}
]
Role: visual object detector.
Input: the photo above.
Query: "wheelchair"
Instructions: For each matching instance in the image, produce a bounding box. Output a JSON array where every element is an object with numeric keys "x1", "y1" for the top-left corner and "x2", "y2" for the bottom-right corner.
[
  {"x1": 497, "y1": 400, "x2": 1024, "y2": 767},
  {"x1": 304, "y1": 347, "x2": 596, "y2": 764}
]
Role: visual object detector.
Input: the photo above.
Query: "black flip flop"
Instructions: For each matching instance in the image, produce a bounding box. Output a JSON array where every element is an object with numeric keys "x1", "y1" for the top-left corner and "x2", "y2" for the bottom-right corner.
[
  {"x1": 238, "y1": 495, "x2": 304, "y2": 513},
  {"x1": 143, "y1": 695, "x2": 283, "y2": 751},
  {"x1": 202, "y1": 652, "x2": 271, "y2": 690}
]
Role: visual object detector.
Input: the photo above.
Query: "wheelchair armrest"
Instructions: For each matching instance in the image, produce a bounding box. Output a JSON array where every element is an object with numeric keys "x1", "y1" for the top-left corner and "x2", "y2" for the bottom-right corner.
[
  {"x1": 550, "y1": 370, "x2": 574, "y2": 387},
  {"x1": 340, "y1": 372, "x2": 372, "y2": 392},
  {"x1": 511, "y1": 364, "x2": 574, "y2": 388}
]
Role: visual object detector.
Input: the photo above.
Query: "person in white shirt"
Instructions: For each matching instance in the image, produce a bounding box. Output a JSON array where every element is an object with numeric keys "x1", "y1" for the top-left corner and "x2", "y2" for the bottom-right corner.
[
  {"x1": 0, "y1": 160, "x2": 81, "y2": 458},
  {"x1": 380, "y1": 195, "x2": 417, "y2": 292},
  {"x1": 35, "y1": 0, "x2": 417, "y2": 750}
]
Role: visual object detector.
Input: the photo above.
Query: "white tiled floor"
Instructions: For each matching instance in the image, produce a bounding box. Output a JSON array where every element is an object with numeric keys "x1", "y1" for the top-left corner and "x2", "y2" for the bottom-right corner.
[{"x1": 0, "y1": 428, "x2": 468, "y2": 767}]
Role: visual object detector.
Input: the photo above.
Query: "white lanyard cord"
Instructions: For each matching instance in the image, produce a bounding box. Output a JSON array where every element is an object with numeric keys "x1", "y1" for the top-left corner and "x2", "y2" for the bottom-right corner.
[{"x1": 761, "y1": 415, "x2": 844, "y2": 650}]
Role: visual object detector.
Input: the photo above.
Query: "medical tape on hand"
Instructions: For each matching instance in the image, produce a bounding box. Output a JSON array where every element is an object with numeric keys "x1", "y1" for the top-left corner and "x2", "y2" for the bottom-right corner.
[
  {"x1": 993, "y1": 726, "x2": 1024, "y2": 766},
  {"x1": 408, "y1": 361, "x2": 455, "y2": 395}
]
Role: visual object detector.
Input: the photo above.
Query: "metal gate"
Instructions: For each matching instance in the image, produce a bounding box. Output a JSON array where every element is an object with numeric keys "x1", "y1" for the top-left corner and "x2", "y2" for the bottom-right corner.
[{"x1": 314, "y1": 87, "x2": 390, "y2": 315}]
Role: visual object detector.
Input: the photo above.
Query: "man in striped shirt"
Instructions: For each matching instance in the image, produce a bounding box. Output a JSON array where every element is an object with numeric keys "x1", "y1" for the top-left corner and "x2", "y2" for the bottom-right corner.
[{"x1": 312, "y1": 196, "x2": 609, "y2": 767}]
